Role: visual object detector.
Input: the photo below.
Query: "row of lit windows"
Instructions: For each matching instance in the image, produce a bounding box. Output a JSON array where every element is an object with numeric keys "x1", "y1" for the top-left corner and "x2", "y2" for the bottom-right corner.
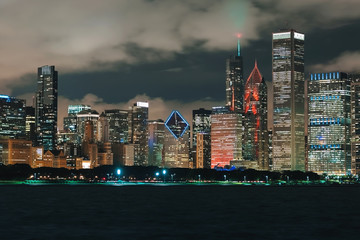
[
  {"x1": 310, "y1": 95, "x2": 340, "y2": 101},
  {"x1": 310, "y1": 72, "x2": 340, "y2": 81},
  {"x1": 310, "y1": 144, "x2": 341, "y2": 149},
  {"x1": 309, "y1": 118, "x2": 343, "y2": 125}
]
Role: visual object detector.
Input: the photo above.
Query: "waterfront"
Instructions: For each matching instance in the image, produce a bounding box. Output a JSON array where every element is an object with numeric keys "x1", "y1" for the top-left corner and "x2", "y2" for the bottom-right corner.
[{"x1": 0, "y1": 185, "x2": 359, "y2": 240}]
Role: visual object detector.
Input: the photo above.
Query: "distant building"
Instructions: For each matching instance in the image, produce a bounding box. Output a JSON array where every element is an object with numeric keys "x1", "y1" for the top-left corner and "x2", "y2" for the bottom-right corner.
[
  {"x1": 129, "y1": 102, "x2": 149, "y2": 166},
  {"x1": 243, "y1": 61, "x2": 269, "y2": 170},
  {"x1": 63, "y1": 104, "x2": 91, "y2": 133},
  {"x1": 0, "y1": 139, "x2": 32, "y2": 165},
  {"x1": 36, "y1": 65, "x2": 58, "y2": 150},
  {"x1": 226, "y1": 37, "x2": 244, "y2": 112},
  {"x1": 25, "y1": 106, "x2": 36, "y2": 144},
  {"x1": 272, "y1": 29, "x2": 305, "y2": 171},
  {"x1": 97, "y1": 113, "x2": 109, "y2": 143},
  {"x1": 211, "y1": 107, "x2": 242, "y2": 168},
  {"x1": 148, "y1": 120, "x2": 165, "y2": 167},
  {"x1": 350, "y1": 73, "x2": 360, "y2": 175},
  {"x1": 104, "y1": 109, "x2": 129, "y2": 143},
  {"x1": 0, "y1": 95, "x2": 26, "y2": 139},
  {"x1": 76, "y1": 109, "x2": 99, "y2": 143},
  {"x1": 164, "y1": 111, "x2": 190, "y2": 168},
  {"x1": 98, "y1": 142, "x2": 113, "y2": 166},
  {"x1": 192, "y1": 108, "x2": 211, "y2": 168},
  {"x1": 308, "y1": 72, "x2": 351, "y2": 175}
]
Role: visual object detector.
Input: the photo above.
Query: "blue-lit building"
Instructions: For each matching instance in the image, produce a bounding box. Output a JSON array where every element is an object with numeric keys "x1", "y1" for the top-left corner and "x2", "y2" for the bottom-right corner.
[
  {"x1": 0, "y1": 95, "x2": 26, "y2": 139},
  {"x1": 164, "y1": 110, "x2": 190, "y2": 168},
  {"x1": 350, "y1": 73, "x2": 360, "y2": 175},
  {"x1": 36, "y1": 65, "x2": 58, "y2": 150},
  {"x1": 308, "y1": 72, "x2": 351, "y2": 175},
  {"x1": 148, "y1": 119, "x2": 165, "y2": 167}
]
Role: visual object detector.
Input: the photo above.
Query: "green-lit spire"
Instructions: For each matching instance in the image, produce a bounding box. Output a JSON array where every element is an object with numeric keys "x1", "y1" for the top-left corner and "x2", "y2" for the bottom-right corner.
[{"x1": 237, "y1": 38, "x2": 241, "y2": 56}]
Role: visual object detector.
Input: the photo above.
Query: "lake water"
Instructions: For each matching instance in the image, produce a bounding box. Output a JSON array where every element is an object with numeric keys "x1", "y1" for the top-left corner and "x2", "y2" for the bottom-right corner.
[{"x1": 0, "y1": 185, "x2": 359, "y2": 240}]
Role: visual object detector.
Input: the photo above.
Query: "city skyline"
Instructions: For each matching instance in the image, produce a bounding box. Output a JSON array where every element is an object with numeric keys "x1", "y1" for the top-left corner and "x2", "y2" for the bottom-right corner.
[{"x1": 0, "y1": 1, "x2": 359, "y2": 128}]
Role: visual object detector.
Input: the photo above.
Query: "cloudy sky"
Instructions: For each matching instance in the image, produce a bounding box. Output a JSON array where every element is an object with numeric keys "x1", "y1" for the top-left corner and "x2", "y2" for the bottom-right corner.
[{"x1": 1, "y1": 0, "x2": 360, "y2": 128}]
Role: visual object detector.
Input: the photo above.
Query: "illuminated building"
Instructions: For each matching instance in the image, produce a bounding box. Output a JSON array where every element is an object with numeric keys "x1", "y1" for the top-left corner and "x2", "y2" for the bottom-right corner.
[
  {"x1": 76, "y1": 109, "x2": 99, "y2": 143},
  {"x1": 192, "y1": 108, "x2": 211, "y2": 168},
  {"x1": 0, "y1": 139, "x2": 32, "y2": 165},
  {"x1": 63, "y1": 105, "x2": 91, "y2": 133},
  {"x1": 0, "y1": 95, "x2": 26, "y2": 139},
  {"x1": 104, "y1": 109, "x2": 129, "y2": 143},
  {"x1": 81, "y1": 120, "x2": 98, "y2": 168},
  {"x1": 123, "y1": 144, "x2": 135, "y2": 166},
  {"x1": 164, "y1": 111, "x2": 190, "y2": 168},
  {"x1": 25, "y1": 106, "x2": 36, "y2": 144},
  {"x1": 226, "y1": 36, "x2": 244, "y2": 112},
  {"x1": 210, "y1": 107, "x2": 242, "y2": 168},
  {"x1": 148, "y1": 119, "x2": 165, "y2": 167},
  {"x1": 272, "y1": 30, "x2": 305, "y2": 171},
  {"x1": 42, "y1": 150, "x2": 67, "y2": 168},
  {"x1": 350, "y1": 74, "x2": 360, "y2": 175},
  {"x1": 308, "y1": 72, "x2": 351, "y2": 175},
  {"x1": 97, "y1": 112, "x2": 109, "y2": 143},
  {"x1": 98, "y1": 142, "x2": 113, "y2": 166},
  {"x1": 243, "y1": 61, "x2": 269, "y2": 170},
  {"x1": 129, "y1": 102, "x2": 149, "y2": 166},
  {"x1": 36, "y1": 65, "x2": 58, "y2": 150}
]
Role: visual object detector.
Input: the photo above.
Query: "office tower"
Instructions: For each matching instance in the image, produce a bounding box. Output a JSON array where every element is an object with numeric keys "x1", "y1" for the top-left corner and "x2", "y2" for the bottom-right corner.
[
  {"x1": 97, "y1": 113, "x2": 109, "y2": 143},
  {"x1": 63, "y1": 105, "x2": 91, "y2": 133},
  {"x1": 308, "y1": 72, "x2": 351, "y2": 175},
  {"x1": 226, "y1": 36, "x2": 244, "y2": 112},
  {"x1": 98, "y1": 142, "x2": 113, "y2": 166},
  {"x1": 211, "y1": 107, "x2": 242, "y2": 169},
  {"x1": 243, "y1": 61, "x2": 269, "y2": 170},
  {"x1": 0, "y1": 139, "x2": 32, "y2": 165},
  {"x1": 164, "y1": 110, "x2": 190, "y2": 168},
  {"x1": 82, "y1": 120, "x2": 98, "y2": 168},
  {"x1": 76, "y1": 109, "x2": 99, "y2": 142},
  {"x1": 0, "y1": 95, "x2": 26, "y2": 139},
  {"x1": 350, "y1": 74, "x2": 360, "y2": 175},
  {"x1": 272, "y1": 29, "x2": 305, "y2": 171},
  {"x1": 148, "y1": 119, "x2": 165, "y2": 167},
  {"x1": 192, "y1": 108, "x2": 211, "y2": 168},
  {"x1": 25, "y1": 107, "x2": 36, "y2": 144},
  {"x1": 35, "y1": 65, "x2": 58, "y2": 150},
  {"x1": 104, "y1": 109, "x2": 129, "y2": 143},
  {"x1": 129, "y1": 102, "x2": 149, "y2": 166}
]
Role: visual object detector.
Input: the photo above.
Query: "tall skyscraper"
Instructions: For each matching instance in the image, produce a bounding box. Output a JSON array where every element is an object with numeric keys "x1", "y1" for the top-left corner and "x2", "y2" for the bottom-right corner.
[
  {"x1": 192, "y1": 108, "x2": 211, "y2": 168},
  {"x1": 272, "y1": 29, "x2": 305, "y2": 171},
  {"x1": 129, "y1": 102, "x2": 149, "y2": 166},
  {"x1": 104, "y1": 109, "x2": 129, "y2": 143},
  {"x1": 35, "y1": 65, "x2": 58, "y2": 151},
  {"x1": 349, "y1": 74, "x2": 360, "y2": 175},
  {"x1": 164, "y1": 111, "x2": 190, "y2": 168},
  {"x1": 243, "y1": 61, "x2": 269, "y2": 170},
  {"x1": 225, "y1": 36, "x2": 244, "y2": 112},
  {"x1": 308, "y1": 72, "x2": 351, "y2": 175},
  {"x1": 25, "y1": 106, "x2": 36, "y2": 144},
  {"x1": 148, "y1": 119, "x2": 165, "y2": 167},
  {"x1": 0, "y1": 95, "x2": 26, "y2": 139},
  {"x1": 211, "y1": 107, "x2": 242, "y2": 169}
]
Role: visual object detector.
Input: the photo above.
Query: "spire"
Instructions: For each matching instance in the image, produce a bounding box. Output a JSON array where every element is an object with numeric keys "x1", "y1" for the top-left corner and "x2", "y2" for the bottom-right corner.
[
  {"x1": 255, "y1": 59, "x2": 258, "y2": 68},
  {"x1": 237, "y1": 37, "x2": 241, "y2": 56}
]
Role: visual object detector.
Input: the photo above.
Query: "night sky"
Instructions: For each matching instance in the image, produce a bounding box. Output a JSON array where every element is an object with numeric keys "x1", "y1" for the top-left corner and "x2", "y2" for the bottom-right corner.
[{"x1": 1, "y1": 0, "x2": 360, "y2": 128}]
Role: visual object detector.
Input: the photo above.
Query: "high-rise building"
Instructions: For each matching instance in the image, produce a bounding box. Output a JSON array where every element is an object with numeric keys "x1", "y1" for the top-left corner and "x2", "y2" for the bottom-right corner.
[
  {"x1": 308, "y1": 72, "x2": 351, "y2": 175},
  {"x1": 97, "y1": 113, "x2": 109, "y2": 143},
  {"x1": 104, "y1": 109, "x2": 129, "y2": 143},
  {"x1": 211, "y1": 107, "x2": 242, "y2": 169},
  {"x1": 35, "y1": 65, "x2": 58, "y2": 150},
  {"x1": 192, "y1": 108, "x2": 211, "y2": 168},
  {"x1": 164, "y1": 111, "x2": 190, "y2": 168},
  {"x1": 226, "y1": 37, "x2": 244, "y2": 112},
  {"x1": 243, "y1": 61, "x2": 269, "y2": 170},
  {"x1": 350, "y1": 74, "x2": 360, "y2": 175},
  {"x1": 129, "y1": 102, "x2": 149, "y2": 166},
  {"x1": 63, "y1": 105, "x2": 91, "y2": 133},
  {"x1": 272, "y1": 29, "x2": 305, "y2": 171},
  {"x1": 25, "y1": 106, "x2": 36, "y2": 144},
  {"x1": 76, "y1": 109, "x2": 99, "y2": 143},
  {"x1": 0, "y1": 95, "x2": 26, "y2": 139},
  {"x1": 148, "y1": 119, "x2": 165, "y2": 167}
]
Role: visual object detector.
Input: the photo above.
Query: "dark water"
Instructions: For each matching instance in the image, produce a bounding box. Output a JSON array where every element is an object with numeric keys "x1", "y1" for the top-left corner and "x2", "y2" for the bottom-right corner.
[{"x1": 0, "y1": 185, "x2": 359, "y2": 240}]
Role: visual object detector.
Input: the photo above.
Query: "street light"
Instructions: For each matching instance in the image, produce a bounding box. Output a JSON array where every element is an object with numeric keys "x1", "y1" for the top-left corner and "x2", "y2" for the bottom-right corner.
[
  {"x1": 162, "y1": 169, "x2": 167, "y2": 183},
  {"x1": 198, "y1": 174, "x2": 201, "y2": 182},
  {"x1": 116, "y1": 169, "x2": 121, "y2": 181},
  {"x1": 224, "y1": 174, "x2": 226, "y2": 182},
  {"x1": 266, "y1": 175, "x2": 269, "y2": 183},
  {"x1": 155, "y1": 172, "x2": 160, "y2": 181}
]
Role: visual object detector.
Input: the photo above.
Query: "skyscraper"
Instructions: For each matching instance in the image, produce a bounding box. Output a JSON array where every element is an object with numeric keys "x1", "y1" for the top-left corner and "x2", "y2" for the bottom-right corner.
[
  {"x1": 225, "y1": 36, "x2": 244, "y2": 112},
  {"x1": 308, "y1": 72, "x2": 351, "y2": 175},
  {"x1": 104, "y1": 109, "x2": 129, "y2": 143},
  {"x1": 272, "y1": 29, "x2": 305, "y2": 171},
  {"x1": 129, "y1": 102, "x2": 149, "y2": 166},
  {"x1": 148, "y1": 119, "x2": 165, "y2": 167},
  {"x1": 192, "y1": 108, "x2": 211, "y2": 168},
  {"x1": 211, "y1": 107, "x2": 242, "y2": 169},
  {"x1": 243, "y1": 61, "x2": 269, "y2": 170},
  {"x1": 0, "y1": 95, "x2": 26, "y2": 139},
  {"x1": 349, "y1": 74, "x2": 360, "y2": 175},
  {"x1": 35, "y1": 65, "x2": 58, "y2": 151}
]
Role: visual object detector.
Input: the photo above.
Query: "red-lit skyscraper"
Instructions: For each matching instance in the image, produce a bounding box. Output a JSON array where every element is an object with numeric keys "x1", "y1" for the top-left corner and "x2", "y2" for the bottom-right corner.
[{"x1": 243, "y1": 61, "x2": 269, "y2": 170}]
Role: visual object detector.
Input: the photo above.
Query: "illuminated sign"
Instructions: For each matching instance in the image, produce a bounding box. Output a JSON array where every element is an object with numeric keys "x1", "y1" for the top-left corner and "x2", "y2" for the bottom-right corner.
[
  {"x1": 165, "y1": 110, "x2": 189, "y2": 139},
  {"x1": 294, "y1": 32, "x2": 305, "y2": 40},
  {"x1": 137, "y1": 102, "x2": 149, "y2": 108},
  {"x1": 273, "y1": 32, "x2": 290, "y2": 40}
]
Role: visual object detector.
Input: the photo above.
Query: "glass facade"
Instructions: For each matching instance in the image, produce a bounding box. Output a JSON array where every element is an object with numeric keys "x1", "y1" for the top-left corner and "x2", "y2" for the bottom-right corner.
[
  {"x1": 243, "y1": 62, "x2": 269, "y2": 170},
  {"x1": 0, "y1": 95, "x2": 26, "y2": 139},
  {"x1": 104, "y1": 109, "x2": 129, "y2": 143},
  {"x1": 192, "y1": 108, "x2": 211, "y2": 169},
  {"x1": 308, "y1": 72, "x2": 351, "y2": 175},
  {"x1": 210, "y1": 108, "x2": 242, "y2": 168},
  {"x1": 272, "y1": 30, "x2": 305, "y2": 171},
  {"x1": 148, "y1": 120, "x2": 165, "y2": 167},
  {"x1": 350, "y1": 74, "x2": 360, "y2": 175},
  {"x1": 36, "y1": 65, "x2": 58, "y2": 150}
]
